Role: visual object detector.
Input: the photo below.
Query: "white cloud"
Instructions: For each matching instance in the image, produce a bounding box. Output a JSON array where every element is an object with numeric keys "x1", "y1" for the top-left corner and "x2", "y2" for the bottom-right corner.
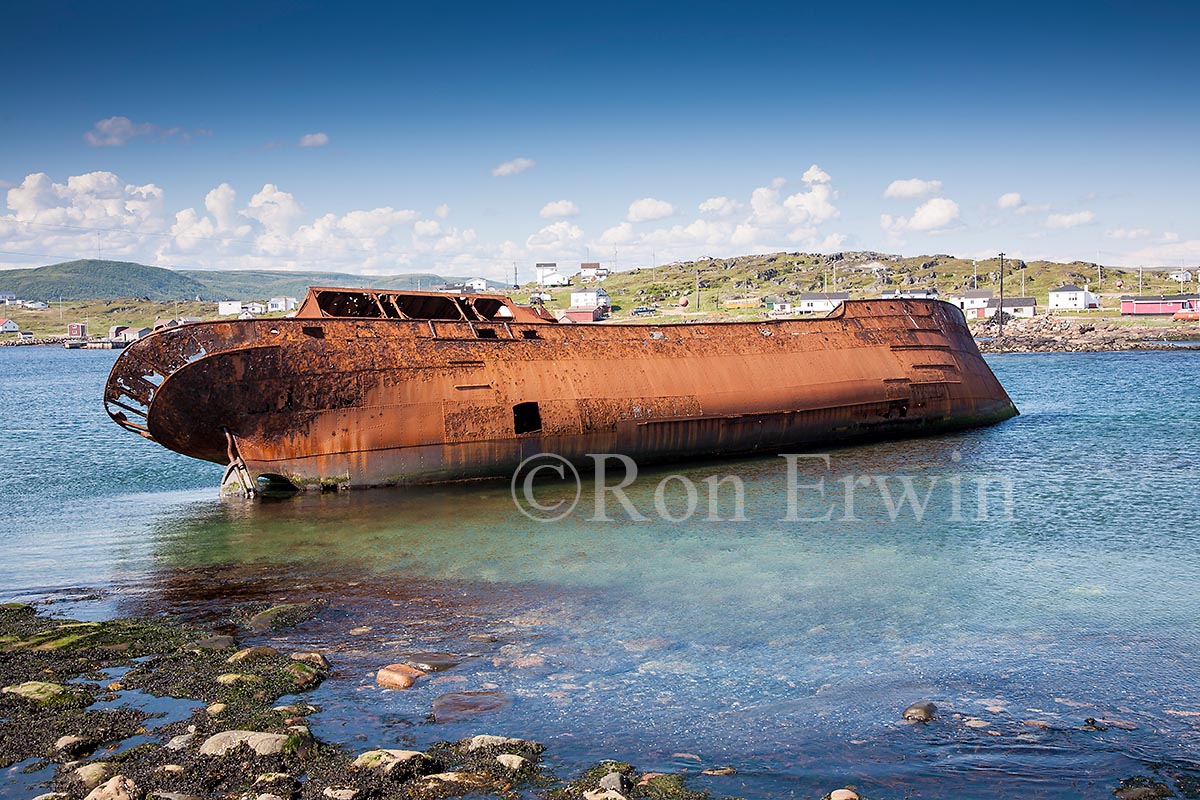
[
  {"x1": 1105, "y1": 228, "x2": 1150, "y2": 240},
  {"x1": 598, "y1": 222, "x2": 635, "y2": 245},
  {"x1": 540, "y1": 199, "x2": 580, "y2": 219},
  {"x1": 1162, "y1": 232, "x2": 1180, "y2": 243},
  {"x1": 881, "y1": 197, "x2": 961, "y2": 237},
  {"x1": 1045, "y1": 210, "x2": 1096, "y2": 229},
  {"x1": 84, "y1": 116, "x2": 208, "y2": 147},
  {"x1": 801, "y1": 165, "x2": 831, "y2": 185},
  {"x1": 997, "y1": 192, "x2": 1023, "y2": 209},
  {"x1": 884, "y1": 178, "x2": 943, "y2": 199},
  {"x1": 698, "y1": 196, "x2": 737, "y2": 217},
  {"x1": 491, "y1": 157, "x2": 535, "y2": 177},
  {"x1": 627, "y1": 197, "x2": 674, "y2": 223},
  {"x1": 526, "y1": 220, "x2": 583, "y2": 250},
  {"x1": 298, "y1": 132, "x2": 329, "y2": 148},
  {"x1": 241, "y1": 184, "x2": 305, "y2": 236},
  {"x1": 435, "y1": 204, "x2": 450, "y2": 219},
  {"x1": 783, "y1": 182, "x2": 838, "y2": 225}
]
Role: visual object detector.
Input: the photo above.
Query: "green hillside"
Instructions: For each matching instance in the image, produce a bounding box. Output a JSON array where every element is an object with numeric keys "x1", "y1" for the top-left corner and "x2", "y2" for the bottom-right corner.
[
  {"x1": 0, "y1": 260, "x2": 206, "y2": 301},
  {"x1": 180, "y1": 269, "x2": 456, "y2": 300}
]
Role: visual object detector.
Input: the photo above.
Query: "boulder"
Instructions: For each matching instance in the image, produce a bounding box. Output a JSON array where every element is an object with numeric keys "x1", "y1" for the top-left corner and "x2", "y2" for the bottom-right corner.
[
  {"x1": 83, "y1": 775, "x2": 139, "y2": 800},
  {"x1": 599, "y1": 771, "x2": 631, "y2": 793},
  {"x1": 73, "y1": 762, "x2": 112, "y2": 789},
  {"x1": 226, "y1": 645, "x2": 280, "y2": 664},
  {"x1": 199, "y1": 730, "x2": 290, "y2": 757},
  {"x1": 165, "y1": 733, "x2": 194, "y2": 751},
  {"x1": 376, "y1": 663, "x2": 425, "y2": 690},
  {"x1": 54, "y1": 734, "x2": 94, "y2": 757},
  {"x1": 902, "y1": 701, "x2": 936, "y2": 722},
  {"x1": 496, "y1": 754, "x2": 527, "y2": 770},
  {"x1": 215, "y1": 673, "x2": 263, "y2": 686},
  {"x1": 829, "y1": 790, "x2": 860, "y2": 800},
  {"x1": 463, "y1": 734, "x2": 527, "y2": 752},
  {"x1": 291, "y1": 651, "x2": 330, "y2": 670},
  {"x1": 185, "y1": 635, "x2": 235, "y2": 651},
  {"x1": 351, "y1": 749, "x2": 428, "y2": 774}
]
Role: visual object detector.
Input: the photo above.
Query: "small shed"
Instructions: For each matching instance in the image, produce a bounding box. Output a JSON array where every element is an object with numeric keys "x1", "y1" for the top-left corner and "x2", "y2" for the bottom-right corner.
[{"x1": 563, "y1": 305, "x2": 603, "y2": 323}]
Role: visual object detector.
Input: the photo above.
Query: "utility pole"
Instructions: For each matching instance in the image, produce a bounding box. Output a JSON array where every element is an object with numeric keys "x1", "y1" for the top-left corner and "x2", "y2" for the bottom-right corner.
[
  {"x1": 998, "y1": 253, "x2": 1006, "y2": 336},
  {"x1": 1021, "y1": 267, "x2": 1025, "y2": 297},
  {"x1": 513, "y1": 261, "x2": 518, "y2": 289},
  {"x1": 1139, "y1": 265, "x2": 1143, "y2": 295},
  {"x1": 695, "y1": 269, "x2": 701, "y2": 312},
  {"x1": 973, "y1": 260, "x2": 978, "y2": 290}
]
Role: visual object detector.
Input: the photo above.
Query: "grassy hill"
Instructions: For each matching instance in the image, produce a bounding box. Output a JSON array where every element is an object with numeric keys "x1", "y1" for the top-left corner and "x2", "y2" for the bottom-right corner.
[
  {"x1": 0, "y1": 260, "x2": 500, "y2": 302},
  {"x1": 0, "y1": 260, "x2": 207, "y2": 301}
]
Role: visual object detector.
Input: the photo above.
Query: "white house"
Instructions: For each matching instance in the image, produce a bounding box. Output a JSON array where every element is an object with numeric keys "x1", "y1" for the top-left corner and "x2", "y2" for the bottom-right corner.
[
  {"x1": 798, "y1": 292, "x2": 849, "y2": 313},
  {"x1": 579, "y1": 262, "x2": 609, "y2": 281},
  {"x1": 570, "y1": 287, "x2": 610, "y2": 309},
  {"x1": 244, "y1": 302, "x2": 267, "y2": 315},
  {"x1": 985, "y1": 297, "x2": 1037, "y2": 318},
  {"x1": 1048, "y1": 284, "x2": 1100, "y2": 310},
  {"x1": 0, "y1": 318, "x2": 19, "y2": 334},
  {"x1": 464, "y1": 278, "x2": 489, "y2": 292},
  {"x1": 0, "y1": 293, "x2": 15, "y2": 303},
  {"x1": 218, "y1": 300, "x2": 243, "y2": 316},
  {"x1": 23, "y1": 300, "x2": 48, "y2": 310},
  {"x1": 1169, "y1": 270, "x2": 1193, "y2": 283},
  {"x1": 535, "y1": 263, "x2": 571, "y2": 287},
  {"x1": 947, "y1": 289, "x2": 994, "y2": 319},
  {"x1": 268, "y1": 296, "x2": 298, "y2": 312}
]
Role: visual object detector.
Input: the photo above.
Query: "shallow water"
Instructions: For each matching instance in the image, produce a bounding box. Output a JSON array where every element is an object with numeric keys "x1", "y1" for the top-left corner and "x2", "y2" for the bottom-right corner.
[{"x1": 2, "y1": 346, "x2": 1200, "y2": 798}]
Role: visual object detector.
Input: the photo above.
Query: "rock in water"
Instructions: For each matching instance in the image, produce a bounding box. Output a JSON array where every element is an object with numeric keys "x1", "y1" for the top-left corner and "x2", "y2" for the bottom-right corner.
[
  {"x1": 902, "y1": 701, "x2": 937, "y2": 722},
  {"x1": 828, "y1": 790, "x2": 861, "y2": 800},
  {"x1": 376, "y1": 664, "x2": 426, "y2": 690},
  {"x1": 430, "y1": 691, "x2": 511, "y2": 723},
  {"x1": 599, "y1": 771, "x2": 632, "y2": 792},
  {"x1": 405, "y1": 652, "x2": 464, "y2": 672},
  {"x1": 496, "y1": 754, "x2": 527, "y2": 770}
]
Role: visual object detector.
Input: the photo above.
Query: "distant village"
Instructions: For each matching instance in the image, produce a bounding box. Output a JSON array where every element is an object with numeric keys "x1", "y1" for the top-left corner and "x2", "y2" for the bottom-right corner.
[{"x1": 1, "y1": 260, "x2": 1198, "y2": 344}]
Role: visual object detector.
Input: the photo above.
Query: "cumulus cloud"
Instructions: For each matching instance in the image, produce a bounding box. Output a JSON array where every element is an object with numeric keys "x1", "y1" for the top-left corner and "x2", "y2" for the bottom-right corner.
[
  {"x1": 84, "y1": 117, "x2": 210, "y2": 147},
  {"x1": 1045, "y1": 210, "x2": 1096, "y2": 229},
  {"x1": 884, "y1": 178, "x2": 943, "y2": 199},
  {"x1": 540, "y1": 199, "x2": 580, "y2": 219},
  {"x1": 298, "y1": 132, "x2": 329, "y2": 148},
  {"x1": 698, "y1": 196, "x2": 737, "y2": 217},
  {"x1": 881, "y1": 197, "x2": 961, "y2": 237},
  {"x1": 802, "y1": 165, "x2": 831, "y2": 185},
  {"x1": 997, "y1": 192, "x2": 1023, "y2": 209},
  {"x1": 1105, "y1": 228, "x2": 1150, "y2": 240},
  {"x1": 435, "y1": 204, "x2": 450, "y2": 219},
  {"x1": 491, "y1": 157, "x2": 535, "y2": 177},
  {"x1": 526, "y1": 220, "x2": 583, "y2": 250},
  {"x1": 627, "y1": 197, "x2": 675, "y2": 223}
]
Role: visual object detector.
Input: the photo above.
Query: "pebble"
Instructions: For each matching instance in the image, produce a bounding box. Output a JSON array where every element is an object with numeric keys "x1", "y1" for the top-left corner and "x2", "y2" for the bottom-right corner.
[
  {"x1": 154, "y1": 765, "x2": 185, "y2": 775},
  {"x1": 902, "y1": 701, "x2": 937, "y2": 722},
  {"x1": 511, "y1": 654, "x2": 547, "y2": 668},
  {"x1": 468, "y1": 632, "x2": 499, "y2": 642},
  {"x1": 30, "y1": 794, "x2": 69, "y2": 800},
  {"x1": 198, "y1": 730, "x2": 290, "y2": 757},
  {"x1": 253, "y1": 772, "x2": 294, "y2": 787},
  {"x1": 965, "y1": 718, "x2": 990, "y2": 728},
  {"x1": 349, "y1": 626, "x2": 372, "y2": 635},
  {"x1": 583, "y1": 791, "x2": 627, "y2": 800},
  {"x1": 376, "y1": 663, "x2": 426, "y2": 690},
  {"x1": 431, "y1": 691, "x2": 511, "y2": 723},
  {"x1": 150, "y1": 793, "x2": 200, "y2": 800},
  {"x1": 323, "y1": 788, "x2": 358, "y2": 800},
  {"x1": 206, "y1": 702, "x2": 227, "y2": 716},
  {"x1": 829, "y1": 790, "x2": 860, "y2": 800},
  {"x1": 83, "y1": 775, "x2": 139, "y2": 800},
  {"x1": 165, "y1": 733, "x2": 194, "y2": 751},
  {"x1": 226, "y1": 645, "x2": 280, "y2": 664},
  {"x1": 638, "y1": 773, "x2": 667, "y2": 786}
]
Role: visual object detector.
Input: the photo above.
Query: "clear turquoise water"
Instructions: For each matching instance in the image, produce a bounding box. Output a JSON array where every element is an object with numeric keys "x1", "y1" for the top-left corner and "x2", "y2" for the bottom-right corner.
[{"x1": 3, "y1": 346, "x2": 1200, "y2": 799}]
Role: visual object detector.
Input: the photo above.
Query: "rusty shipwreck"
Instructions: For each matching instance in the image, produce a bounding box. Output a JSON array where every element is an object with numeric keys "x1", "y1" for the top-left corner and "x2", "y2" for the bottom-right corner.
[{"x1": 104, "y1": 287, "x2": 1017, "y2": 493}]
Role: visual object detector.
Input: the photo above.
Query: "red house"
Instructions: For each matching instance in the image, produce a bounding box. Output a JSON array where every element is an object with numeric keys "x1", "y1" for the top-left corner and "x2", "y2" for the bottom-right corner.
[{"x1": 1120, "y1": 294, "x2": 1199, "y2": 315}]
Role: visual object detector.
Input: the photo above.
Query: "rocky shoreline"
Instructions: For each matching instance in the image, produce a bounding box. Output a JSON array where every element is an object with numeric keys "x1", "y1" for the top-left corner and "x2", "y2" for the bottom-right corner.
[
  {"x1": 3, "y1": 603, "x2": 869, "y2": 800},
  {"x1": 974, "y1": 316, "x2": 1200, "y2": 354}
]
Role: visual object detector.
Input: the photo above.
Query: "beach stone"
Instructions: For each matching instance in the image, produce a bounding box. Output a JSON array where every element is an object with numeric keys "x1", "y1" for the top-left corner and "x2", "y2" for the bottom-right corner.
[
  {"x1": 431, "y1": 691, "x2": 511, "y2": 723},
  {"x1": 248, "y1": 604, "x2": 302, "y2": 632},
  {"x1": 1115, "y1": 786, "x2": 1172, "y2": 800},
  {"x1": 151, "y1": 793, "x2": 199, "y2": 800},
  {"x1": 54, "y1": 734, "x2": 94, "y2": 757},
  {"x1": 73, "y1": 762, "x2": 112, "y2": 789},
  {"x1": 165, "y1": 733, "x2": 194, "y2": 750},
  {"x1": 206, "y1": 702, "x2": 227, "y2": 715},
  {"x1": 285, "y1": 661, "x2": 321, "y2": 688},
  {"x1": 463, "y1": 734, "x2": 527, "y2": 751},
  {"x1": 511, "y1": 653, "x2": 547, "y2": 668},
  {"x1": 254, "y1": 772, "x2": 294, "y2": 788},
  {"x1": 31, "y1": 793, "x2": 70, "y2": 800},
  {"x1": 255, "y1": 795, "x2": 286, "y2": 800},
  {"x1": 903, "y1": 701, "x2": 937, "y2": 722},
  {"x1": 829, "y1": 790, "x2": 860, "y2": 800},
  {"x1": 323, "y1": 788, "x2": 358, "y2": 799},
  {"x1": 405, "y1": 652, "x2": 463, "y2": 672},
  {"x1": 599, "y1": 771, "x2": 632, "y2": 793},
  {"x1": 352, "y1": 749, "x2": 427, "y2": 774},
  {"x1": 638, "y1": 773, "x2": 668, "y2": 786},
  {"x1": 496, "y1": 754, "x2": 527, "y2": 770},
  {"x1": 227, "y1": 645, "x2": 279, "y2": 663},
  {"x1": 154, "y1": 765, "x2": 185, "y2": 775},
  {"x1": 186, "y1": 635, "x2": 235, "y2": 651},
  {"x1": 83, "y1": 775, "x2": 139, "y2": 800},
  {"x1": 216, "y1": 672, "x2": 263, "y2": 686},
  {"x1": 349, "y1": 626, "x2": 372, "y2": 635},
  {"x1": 292, "y1": 650, "x2": 330, "y2": 669},
  {"x1": 583, "y1": 791, "x2": 626, "y2": 800},
  {"x1": 2, "y1": 680, "x2": 84, "y2": 706},
  {"x1": 468, "y1": 632, "x2": 499, "y2": 642},
  {"x1": 421, "y1": 772, "x2": 489, "y2": 787},
  {"x1": 965, "y1": 718, "x2": 989, "y2": 728},
  {"x1": 199, "y1": 730, "x2": 290, "y2": 757},
  {"x1": 376, "y1": 663, "x2": 425, "y2": 690}
]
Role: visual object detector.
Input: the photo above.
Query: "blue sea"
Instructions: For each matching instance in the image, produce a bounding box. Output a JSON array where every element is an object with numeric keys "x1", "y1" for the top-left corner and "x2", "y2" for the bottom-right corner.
[{"x1": 2, "y1": 345, "x2": 1199, "y2": 799}]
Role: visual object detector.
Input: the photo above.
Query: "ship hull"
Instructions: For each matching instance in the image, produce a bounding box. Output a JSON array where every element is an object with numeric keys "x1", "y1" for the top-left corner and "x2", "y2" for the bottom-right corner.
[{"x1": 105, "y1": 299, "x2": 1017, "y2": 490}]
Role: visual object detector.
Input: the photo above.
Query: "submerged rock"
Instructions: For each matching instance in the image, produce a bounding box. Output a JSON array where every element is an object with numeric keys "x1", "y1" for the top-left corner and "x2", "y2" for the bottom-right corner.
[
  {"x1": 463, "y1": 734, "x2": 530, "y2": 752},
  {"x1": 902, "y1": 701, "x2": 937, "y2": 722},
  {"x1": 405, "y1": 652, "x2": 464, "y2": 672},
  {"x1": 827, "y1": 790, "x2": 861, "y2": 800},
  {"x1": 376, "y1": 663, "x2": 426, "y2": 690},
  {"x1": 430, "y1": 691, "x2": 511, "y2": 723}
]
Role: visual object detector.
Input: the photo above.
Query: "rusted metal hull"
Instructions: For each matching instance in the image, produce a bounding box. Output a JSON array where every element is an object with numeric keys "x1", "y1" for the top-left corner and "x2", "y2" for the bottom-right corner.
[{"x1": 104, "y1": 299, "x2": 1017, "y2": 490}]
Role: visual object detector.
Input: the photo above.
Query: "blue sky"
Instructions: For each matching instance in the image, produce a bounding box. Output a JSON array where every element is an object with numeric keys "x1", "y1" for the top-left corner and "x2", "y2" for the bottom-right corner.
[{"x1": 1, "y1": 0, "x2": 1197, "y2": 279}]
